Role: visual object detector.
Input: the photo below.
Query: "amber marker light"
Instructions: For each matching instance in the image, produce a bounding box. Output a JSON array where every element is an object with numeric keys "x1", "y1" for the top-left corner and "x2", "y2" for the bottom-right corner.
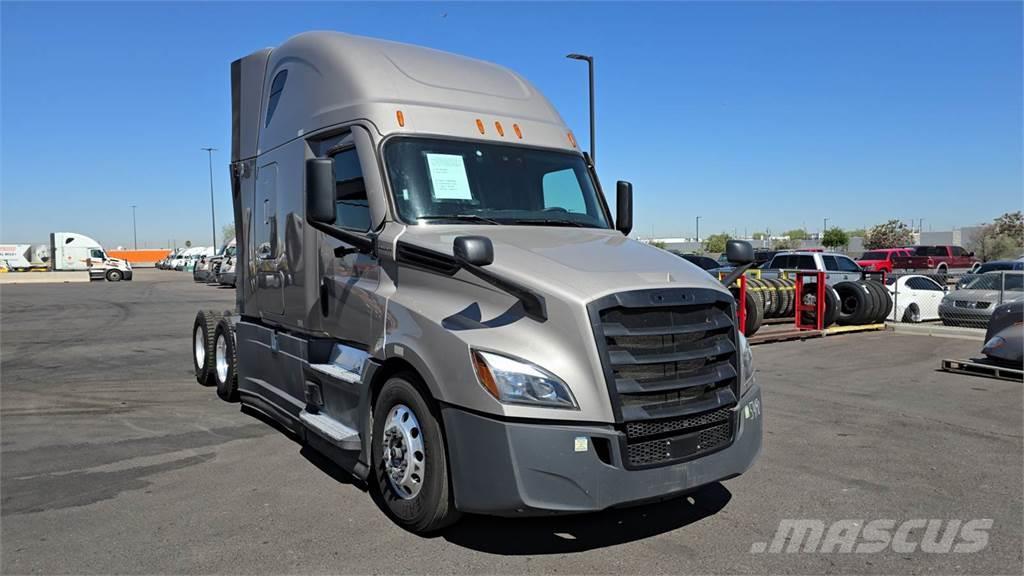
[
  {"x1": 513, "y1": 123, "x2": 523, "y2": 139},
  {"x1": 494, "y1": 121, "x2": 505, "y2": 137},
  {"x1": 396, "y1": 110, "x2": 405, "y2": 127},
  {"x1": 472, "y1": 351, "x2": 500, "y2": 400},
  {"x1": 476, "y1": 119, "x2": 485, "y2": 134},
  {"x1": 567, "y1": 131, "x2": 578, "y2": 148}
]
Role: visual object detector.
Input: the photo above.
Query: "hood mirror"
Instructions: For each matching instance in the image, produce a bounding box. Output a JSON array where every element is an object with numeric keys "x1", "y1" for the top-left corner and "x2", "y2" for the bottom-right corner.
[
  {"x1": 616, "y1": 181, "x2": 633, "y2": 236},
  {"x1": 726, "y1": 239, "x2": 754, "y2": 265},
  {"x1": 454, "y1": 236, "x2": 494, "y2": 267}
]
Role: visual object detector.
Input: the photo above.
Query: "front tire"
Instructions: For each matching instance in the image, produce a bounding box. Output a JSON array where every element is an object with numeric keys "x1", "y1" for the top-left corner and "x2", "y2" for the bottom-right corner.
[
  {"x1": 371, "y1": 375, "x2": 460, "y2": 533},
  {"x1": 903, "y1": 304, "x2": 921, "y2": 323},
  {"x1": 106, "y1": 269, "x2": 123, "y2": 282}
]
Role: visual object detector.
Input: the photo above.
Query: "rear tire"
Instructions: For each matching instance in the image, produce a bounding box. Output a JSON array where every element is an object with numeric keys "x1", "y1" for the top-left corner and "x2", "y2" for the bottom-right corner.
[
  {"x1": 192, "y1": 310, "x2": 220, "y2": 386},
  {"x1": 214, "y1": 318, "x2": 239, "y2": 402},
  {"x1": 371, "y1": 375, "x2": 460, "y2": 533},
  {"x1": 105, "y1": 269, "x2": 123, "y2": 282}
]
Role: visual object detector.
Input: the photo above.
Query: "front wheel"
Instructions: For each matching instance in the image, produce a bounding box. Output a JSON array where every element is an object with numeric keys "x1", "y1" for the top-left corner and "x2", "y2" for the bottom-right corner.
[
  {"x1": 106, "y1": 269, "x2": 123, "y2": 282},
  {"x1": 371, "y1": 375, "x2": 460, "y2": 533},
  {"x1": 902, "y1": 304, "x2": 921, "y2": 323}
]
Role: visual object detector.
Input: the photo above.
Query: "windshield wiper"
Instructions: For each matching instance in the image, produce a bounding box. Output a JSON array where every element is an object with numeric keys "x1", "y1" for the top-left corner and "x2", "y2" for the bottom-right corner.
[
  {"x1": 416, "y1": 214, "x2": 500, "y2": 225},
  {"x1": 509, "y1": 218, "x2": 588, "y2": 228}
]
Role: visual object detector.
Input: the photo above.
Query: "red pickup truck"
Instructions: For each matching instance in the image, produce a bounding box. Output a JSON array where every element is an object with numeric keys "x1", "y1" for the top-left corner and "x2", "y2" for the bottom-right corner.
[
  {"x1": 891, "y1": 245, "x2": 978, "y2": 273},
  {"x1": 857, "y1": 248, "x2": 912, "y2": 274}
]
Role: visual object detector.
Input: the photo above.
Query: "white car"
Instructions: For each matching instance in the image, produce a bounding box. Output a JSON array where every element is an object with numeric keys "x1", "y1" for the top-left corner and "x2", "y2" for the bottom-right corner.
[{"x1": 885, "y1": 274, "x2": 946, "y2": 322}]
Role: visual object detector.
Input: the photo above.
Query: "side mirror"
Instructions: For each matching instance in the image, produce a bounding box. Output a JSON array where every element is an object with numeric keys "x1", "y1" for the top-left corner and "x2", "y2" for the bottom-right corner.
[
  {"x1": 968, "y1": 251, "x2": 975, "y2": 257},
  {"x1": 453, "y1": 236, "x2": 494, "y2": 267},
  {"x1": 616, "y1": 181, "x2": 633, "y2": 235},
  {"x1": 726, "y1": 239, "x2": 754, "y2": 265},
  {"x1": 306, "y1": 158, "x2": 336, "y2": 225}
]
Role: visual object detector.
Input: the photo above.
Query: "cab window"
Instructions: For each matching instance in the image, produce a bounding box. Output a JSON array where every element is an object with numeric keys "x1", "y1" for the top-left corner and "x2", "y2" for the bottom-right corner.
[
  {"x1": 332, "y1": 147, "x2": 370, "y2": 231},
  {"x1": 822, "y1": 256, "x2": 839, "y2": 271},
  {"x1": 836, "y1": 256, "x2": 861, "y2": 272},
  {"x1": 90, "y1": 249, "x2": 105, "y2": 259}
]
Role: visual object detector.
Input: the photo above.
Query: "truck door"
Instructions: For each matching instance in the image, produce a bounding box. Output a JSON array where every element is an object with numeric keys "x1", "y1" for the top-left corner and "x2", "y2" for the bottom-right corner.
[
  {"x1": 255, "y1": 162, "x2": 285, "y2": 316},
  {"x1": 317, "y1": 138, "x2": 381, "y2": 349}
]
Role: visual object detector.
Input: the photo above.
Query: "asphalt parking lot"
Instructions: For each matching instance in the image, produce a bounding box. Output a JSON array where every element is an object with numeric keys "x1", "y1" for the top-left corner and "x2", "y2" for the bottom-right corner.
[{"x1": 2, "y1": 270, "x2": 1021, "y2": 575}]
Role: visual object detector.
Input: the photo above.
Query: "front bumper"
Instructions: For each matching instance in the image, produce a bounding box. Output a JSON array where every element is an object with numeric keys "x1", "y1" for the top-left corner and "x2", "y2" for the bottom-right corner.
[
  {"x1": 939, "y1": 303, "x2": 992, "y2": 327},
  {"x1": 442, "y1": 384, "x2": 763, "y2": 516},
  {"x1": 123, "y1": 270, "x2": 133, "y2": 281}
]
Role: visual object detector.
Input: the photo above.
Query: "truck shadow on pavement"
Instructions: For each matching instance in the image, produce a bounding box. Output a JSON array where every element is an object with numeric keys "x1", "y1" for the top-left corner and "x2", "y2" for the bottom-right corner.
[{"x1": 440, "y1": 482, "x2": 732, "y2": 554}]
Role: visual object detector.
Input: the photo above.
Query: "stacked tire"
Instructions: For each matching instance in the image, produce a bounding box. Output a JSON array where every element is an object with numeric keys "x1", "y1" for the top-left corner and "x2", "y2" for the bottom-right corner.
[
  {"x1": 732, "y1": 276, "x2": 895, "y2": 335},
  {"x1": 832, "y1": 280, "x2": 892, "y2": 326}
]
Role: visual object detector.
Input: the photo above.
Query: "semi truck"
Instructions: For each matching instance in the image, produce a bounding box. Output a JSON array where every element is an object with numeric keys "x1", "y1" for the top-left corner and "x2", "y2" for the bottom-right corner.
[
  {"x1": 50, "y1": 232, "x2": 133, "y2": 281},
  {"x1": 1, "y1": 233, "x2": 131, "y2": 280},
  {"x1": 192, "y1": 31, "x2": 762, "y2": 533}
]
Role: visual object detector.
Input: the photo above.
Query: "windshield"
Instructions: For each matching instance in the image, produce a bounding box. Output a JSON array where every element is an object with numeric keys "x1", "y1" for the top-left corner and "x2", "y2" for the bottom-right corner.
[
  {"x1": 860, "y1": 251, "x2": 889, "y2": 260},
  {"x1": 962, "y1": 273, "x2": 1023, "y2": 291},
  {"x1": 384, "y1": 138, "x2": 611, "y2": 228},
  {"x1": 976, "y1": 262, "x2": 1015, "y2": 274}
]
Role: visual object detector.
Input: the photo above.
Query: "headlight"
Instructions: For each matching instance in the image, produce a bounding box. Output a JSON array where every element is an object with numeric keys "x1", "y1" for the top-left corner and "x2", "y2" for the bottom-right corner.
[
  {"x1": 471, "y1": 350, "x2": 578, "y2": 409},
  {"x1": 739, "y1": 333, "x2": 755, "y2": 395}
]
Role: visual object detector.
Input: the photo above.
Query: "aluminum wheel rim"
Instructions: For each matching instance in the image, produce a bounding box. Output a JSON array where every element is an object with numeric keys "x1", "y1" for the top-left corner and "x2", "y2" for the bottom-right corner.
[
  {"x1": 382, "y1": 404, "x2": 425, "y2": 500},
  {"x1": 194, "y1": 325, "x2": 205, "y2": 367},
  {"x1": 215, "y1": 333, "x2": 229, "y2": 384}
]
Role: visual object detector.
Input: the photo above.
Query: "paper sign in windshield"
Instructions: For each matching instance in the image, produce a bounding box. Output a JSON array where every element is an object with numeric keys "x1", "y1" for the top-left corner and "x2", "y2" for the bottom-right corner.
[{"x1": 426, "y1": 153, "x2": 472, "y2": 200}]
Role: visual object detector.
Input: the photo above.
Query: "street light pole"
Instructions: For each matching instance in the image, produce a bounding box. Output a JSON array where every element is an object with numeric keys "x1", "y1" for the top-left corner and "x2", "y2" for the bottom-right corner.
[
  {"x1": 566, "y1": 53, "x2": 595, "y2": 162},
  {"x1": 130, "y1": 205, "x2": 138, "y2": 250},
  {"x1": 823, "y1": 217, "x2": 829, "y2": 239},
  {"x1": 202, "y1": 147, "x2": 217, "y2": 248},
  {"x1": 696, "y1": 215, "x2": 702, "y2": 251}
]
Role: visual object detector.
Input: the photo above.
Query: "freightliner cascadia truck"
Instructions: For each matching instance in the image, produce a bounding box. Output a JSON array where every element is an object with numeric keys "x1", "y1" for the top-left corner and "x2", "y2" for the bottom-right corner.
[{"x1": 192, "y1": 31, "x2": 762, "y2": 533}]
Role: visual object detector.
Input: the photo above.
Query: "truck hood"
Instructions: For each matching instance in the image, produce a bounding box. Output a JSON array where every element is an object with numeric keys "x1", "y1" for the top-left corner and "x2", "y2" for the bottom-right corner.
[{"x1": 396, "y1": 225, "x2": 731, "y2": 302}]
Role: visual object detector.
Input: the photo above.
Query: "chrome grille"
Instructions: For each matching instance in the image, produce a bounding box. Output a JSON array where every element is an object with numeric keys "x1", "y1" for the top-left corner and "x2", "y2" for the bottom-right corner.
[{"x1": 588, "y1": 288, "x2": 740, "y2": 469}]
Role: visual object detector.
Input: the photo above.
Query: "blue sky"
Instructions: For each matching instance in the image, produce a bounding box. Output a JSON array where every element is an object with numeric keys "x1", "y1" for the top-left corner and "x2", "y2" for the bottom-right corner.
[{"x1": 2, "y1": 1, "x2": 1021, "y2": 248}]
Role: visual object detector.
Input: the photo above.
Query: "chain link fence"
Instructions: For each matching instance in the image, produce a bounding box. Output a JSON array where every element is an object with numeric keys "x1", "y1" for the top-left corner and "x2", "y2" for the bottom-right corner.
[{"x1": 886, "y1": 271, "x2": 1023, "y2": 328}]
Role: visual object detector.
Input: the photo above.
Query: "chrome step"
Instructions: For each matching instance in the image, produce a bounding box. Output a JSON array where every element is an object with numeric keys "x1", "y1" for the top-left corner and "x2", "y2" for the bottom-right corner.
[
  {"x1": 309, "y1": 362, "x2": 361, "y2": 384},
  {"x1": 300, "y1": 410, "x2": 360, "y2": 450}
]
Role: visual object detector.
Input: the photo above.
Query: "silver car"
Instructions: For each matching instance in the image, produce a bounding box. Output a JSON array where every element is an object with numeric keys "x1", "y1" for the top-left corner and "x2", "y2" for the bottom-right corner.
[{"x1": 940, "y1": 272, "x2": 1023, "y2": 327}]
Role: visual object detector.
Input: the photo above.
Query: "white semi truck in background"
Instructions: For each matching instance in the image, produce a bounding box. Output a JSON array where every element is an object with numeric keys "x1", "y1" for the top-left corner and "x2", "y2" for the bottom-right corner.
[
  {"x1": 49, "y1": 232, "x2": 133, "y2": 281},
  {"x1": 1, "y1": 232, "x2": 132, "y2": 281}
]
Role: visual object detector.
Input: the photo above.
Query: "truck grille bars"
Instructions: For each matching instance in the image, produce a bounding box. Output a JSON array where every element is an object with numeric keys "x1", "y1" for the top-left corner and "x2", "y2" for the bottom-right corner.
[{"x1": 587, "y1": 288, "x2": 739, "y2": 469}]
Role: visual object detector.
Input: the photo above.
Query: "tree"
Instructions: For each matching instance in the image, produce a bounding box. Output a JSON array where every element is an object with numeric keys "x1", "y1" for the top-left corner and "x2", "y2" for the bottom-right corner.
[
  {"x1": 785, "y1": 228, "x2": 808, "y2": 240},
  {"x1": 991, "y1": 211, "x2": 1023, "y2": 241},
  {"x1": 821, "y1": 227, "x2": 849, "y2": 250},
  {"x1": 968, "y1": 211, "x2": 1024, "y2": 261},
  {"x1": 222, "y1": 223, "x2": 236, "y2": 244},
  {"x1": 864, "y1": 220, "x2": 913, "y2": 249},
  {"x1": 703, "y1": 233, "x2": 731, "y2": 254}
]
